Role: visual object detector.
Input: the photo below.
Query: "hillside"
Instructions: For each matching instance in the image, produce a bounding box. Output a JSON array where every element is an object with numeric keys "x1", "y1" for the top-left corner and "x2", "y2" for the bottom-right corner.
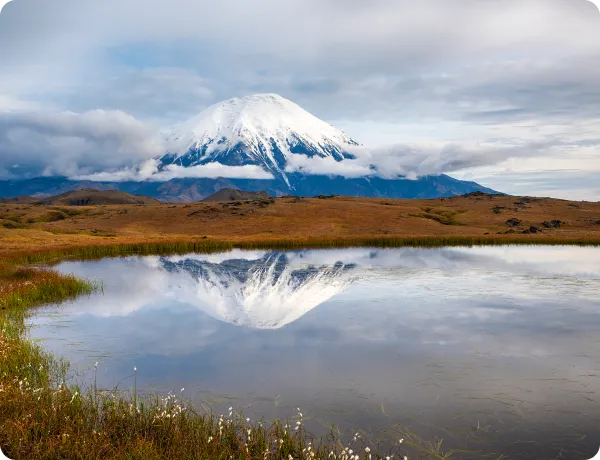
[
  {"x1": 202, "y1": 188, "x2": 271, "y2": 202},
  {"x1": 1, "y1": 194, "x2": 599, "y2": 254},
  {"x1": 0, "y1": 174, "x2": 497, "y2": 203},
  {"x1": 1, "y1": 189, "x2": 160, "y2": 206},
  {"x1": 0, "y1": 95, "x2": 498, "y2": 202},
  {"x1": 0, "y1": 196, "x2": 41, "y2": 204}
]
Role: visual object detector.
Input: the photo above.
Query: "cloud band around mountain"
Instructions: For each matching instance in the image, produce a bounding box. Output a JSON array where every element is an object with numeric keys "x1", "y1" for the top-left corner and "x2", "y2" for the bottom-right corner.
[
  {"x1": 74, "y1": 161, "x2": 275, "y2": 182},
  {"x1": 0, "y1": 108, "x2": 573, "y2": 183}
]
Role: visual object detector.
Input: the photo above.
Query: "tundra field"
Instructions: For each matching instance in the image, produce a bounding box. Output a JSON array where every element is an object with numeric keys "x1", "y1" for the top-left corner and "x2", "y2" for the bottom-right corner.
[
  {"x1": 2, "y1": 193, "x2": 600, "y2": 258},
  {"x1": 1, "y1": 192, "x2": 600, "y2": 459}
]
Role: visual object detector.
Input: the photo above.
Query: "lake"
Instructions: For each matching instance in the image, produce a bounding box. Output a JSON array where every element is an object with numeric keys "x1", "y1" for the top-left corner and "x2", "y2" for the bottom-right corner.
[{"x1": 27, "y1": 246, "x2": 600, "y2": 459}]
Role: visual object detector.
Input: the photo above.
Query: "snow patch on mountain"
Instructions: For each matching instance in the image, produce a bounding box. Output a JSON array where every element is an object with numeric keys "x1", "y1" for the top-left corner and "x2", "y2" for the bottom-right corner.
[{"x1": 161, "y1": 93, "x2": 360, "y2": 185}]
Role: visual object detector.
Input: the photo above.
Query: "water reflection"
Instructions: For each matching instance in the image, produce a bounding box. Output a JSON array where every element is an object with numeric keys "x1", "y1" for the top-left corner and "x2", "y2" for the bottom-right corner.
[
  {"x1": 162, "y1": 252, "x2": 357, "y2": 328},
  {"x1": 28, "y1": 246, "x2": 600, "y2": 459}
]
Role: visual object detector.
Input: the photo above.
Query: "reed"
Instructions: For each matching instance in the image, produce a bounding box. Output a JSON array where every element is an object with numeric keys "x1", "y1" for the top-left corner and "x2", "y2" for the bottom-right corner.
[{"x1": 7, "y1": 235, "x2": 600, "y2": 268}]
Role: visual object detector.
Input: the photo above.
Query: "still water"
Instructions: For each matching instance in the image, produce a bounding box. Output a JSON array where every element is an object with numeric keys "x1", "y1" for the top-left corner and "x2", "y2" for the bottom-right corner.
[{"x1": 28, "y1": 246, "x2": 600, "y2": 459}]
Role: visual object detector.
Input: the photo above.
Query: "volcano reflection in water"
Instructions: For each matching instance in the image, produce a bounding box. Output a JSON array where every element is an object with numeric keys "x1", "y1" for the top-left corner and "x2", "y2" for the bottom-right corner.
[{"x1": 160, "y1": 252, "x2": 358, "y2": 329}]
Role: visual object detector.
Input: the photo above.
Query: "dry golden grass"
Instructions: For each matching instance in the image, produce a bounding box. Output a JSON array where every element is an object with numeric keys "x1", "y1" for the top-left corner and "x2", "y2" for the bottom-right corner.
[{"x1": 1, "y1": 194, "x2": 599, "y2": 259}]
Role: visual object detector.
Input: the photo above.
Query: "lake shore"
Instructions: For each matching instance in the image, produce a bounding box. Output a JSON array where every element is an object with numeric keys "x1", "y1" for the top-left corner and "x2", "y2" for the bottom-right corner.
[
  {"x1": 2, "y1": 193, "x2": 600, "y2": 261},
  {"x1": 2, "y1": 193, "x2": 600, "y2": 459}
]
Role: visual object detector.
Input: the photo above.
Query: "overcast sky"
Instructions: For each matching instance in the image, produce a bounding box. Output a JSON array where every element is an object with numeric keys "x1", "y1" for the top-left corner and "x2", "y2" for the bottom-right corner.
[{"x1": 1, "y1": 0, "x2": 599, "y2": 199}]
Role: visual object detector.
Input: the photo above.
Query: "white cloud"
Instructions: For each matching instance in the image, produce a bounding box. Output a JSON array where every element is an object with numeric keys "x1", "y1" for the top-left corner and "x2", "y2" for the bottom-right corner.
[
  {"x1": 75, "y1": 160, "x2": 274, "y2": 182},
  {"x1": 285, "y1": 155, "x2": 372, "y2": 178},
  {"x1": 1, "y1": 0, "x2": 600, "y2": 198},
  {"x1": 0, "y1": 93, "x2": 40, "y2": 111},
  {"x1": 284, "y1": 141, "x2": 555, "y2": 179},
  {"x1": 0, "y1": 110, "x2": 164, "y2": 178},
  {"x1": 63, "y1": 68, "x2": 215, "y2": 122},
  {"x1": 154, "y1": 163, "x2": 273, "y2": 180}
]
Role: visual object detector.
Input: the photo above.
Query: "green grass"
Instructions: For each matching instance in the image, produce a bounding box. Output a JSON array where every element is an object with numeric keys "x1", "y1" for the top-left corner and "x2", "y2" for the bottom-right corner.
[
  {"x1": 409, "y1": 207, "x2": 467, "y2": 226},
  {"x1": 1, "y1": 219, "x2": 28, "y2": 229},
  {"x1": 27, "y1": 210, "x2": 68, "y2": 223}
]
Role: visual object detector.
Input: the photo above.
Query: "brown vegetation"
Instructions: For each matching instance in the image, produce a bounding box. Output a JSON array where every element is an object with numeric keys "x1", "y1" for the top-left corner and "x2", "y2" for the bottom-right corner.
[
  {"x1": 1, "y1": 189, "x2": 160, "y2": 206},
  {"x1": 1, "y1": 194, "x2": 600, "y2": 259}
]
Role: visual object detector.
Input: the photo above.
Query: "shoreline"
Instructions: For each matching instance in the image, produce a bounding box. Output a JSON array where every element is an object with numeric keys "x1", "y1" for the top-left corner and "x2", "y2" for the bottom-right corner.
[{"x1": 2, "y1": 194, "x2": 600, "y2": 458}]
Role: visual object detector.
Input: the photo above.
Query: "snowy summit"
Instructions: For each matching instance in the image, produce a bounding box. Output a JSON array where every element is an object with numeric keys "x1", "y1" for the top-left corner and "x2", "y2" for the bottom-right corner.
[{"x1": 160, "y1": 93, "x2": 359, "y2": 184}]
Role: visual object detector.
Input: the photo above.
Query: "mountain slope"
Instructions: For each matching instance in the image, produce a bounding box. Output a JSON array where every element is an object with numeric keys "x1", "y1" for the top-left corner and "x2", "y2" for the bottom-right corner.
[
  {"x1": 0, "y1": 94, "x2": 500, "y2": 201},
  {"x1": 0, "y1": 188, "x2": 160, "y2": 205},
  {"x1": 201, "y1": 188, "x2": 271, "y2": 202},
  {"x1": 0, "y1": 175, "x2": 498, "y2": 202},
  {"x1": 37, "y1": 189, "x2": 160, "y2": 206},
  {"x1": 160, "y1": 93, "x2": 359, "y2": 185}
]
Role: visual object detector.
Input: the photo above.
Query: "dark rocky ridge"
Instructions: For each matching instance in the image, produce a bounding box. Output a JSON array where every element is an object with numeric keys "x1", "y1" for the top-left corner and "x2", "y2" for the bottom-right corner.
[{"x1": 0, "y1": 174, "x2": 498, "y2": 203}]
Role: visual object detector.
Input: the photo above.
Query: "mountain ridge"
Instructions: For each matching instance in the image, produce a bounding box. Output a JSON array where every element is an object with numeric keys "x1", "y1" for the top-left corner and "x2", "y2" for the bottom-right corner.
[
  {"x1": 0, "y1": 93, "x2": 499, "y2": 201},
  {"x1": 0, "y1": 188, "x2": 160, "y2": 205},
  {"x1": 201, "y1": 188, "x2": 271, "y2": 202},
  {"x1": 160, "y1": 93, "x2": 359, "y2": 186},
  {"x1": 0, "y1": 175, "x2": 498, "y2": 202}
]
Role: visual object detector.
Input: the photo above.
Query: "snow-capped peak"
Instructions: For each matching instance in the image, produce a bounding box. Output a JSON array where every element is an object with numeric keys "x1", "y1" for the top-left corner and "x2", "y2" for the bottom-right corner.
[{"x1": 161, "y1": 93, "x2": 360, "y2": 183}]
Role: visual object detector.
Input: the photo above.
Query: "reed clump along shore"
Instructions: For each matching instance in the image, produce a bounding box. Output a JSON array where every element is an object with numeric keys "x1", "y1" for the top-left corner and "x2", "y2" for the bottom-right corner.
[{"x1": 2, "y1": 193, "x2": 600, "y2": 458}]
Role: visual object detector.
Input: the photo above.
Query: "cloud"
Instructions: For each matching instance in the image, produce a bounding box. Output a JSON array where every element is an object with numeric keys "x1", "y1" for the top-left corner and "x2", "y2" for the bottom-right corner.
[
  {"x1": 75, "y1": 160, "x2": 274, "y2": 182},
  {"x1": 285, "y1": 155, "x2": 373, "y2": 178},
  {"x1": 0, "y1": 93, "x2": 40, "y2": 111},
  {"x1": 285, "y1": 141, "x2": 555, "y2": 179},
  {"x1": 61, "y1": 67, "x2": 214, "y2": 122},
  {"x1": 453, "y1": 168, "x2": 600, "y2": 201},
  {"x1": 154, "y1": 163, "x2": 273, "y2": 180},
  {"x1": 1, "y1": 0, "x2": 600, "y2": 198},
  {"x1": 0, "y1": 110, "x2": 164, "y2": 178},
  {"x1": 2, "y1": 0, "x2": 599, "y2": 123}
]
